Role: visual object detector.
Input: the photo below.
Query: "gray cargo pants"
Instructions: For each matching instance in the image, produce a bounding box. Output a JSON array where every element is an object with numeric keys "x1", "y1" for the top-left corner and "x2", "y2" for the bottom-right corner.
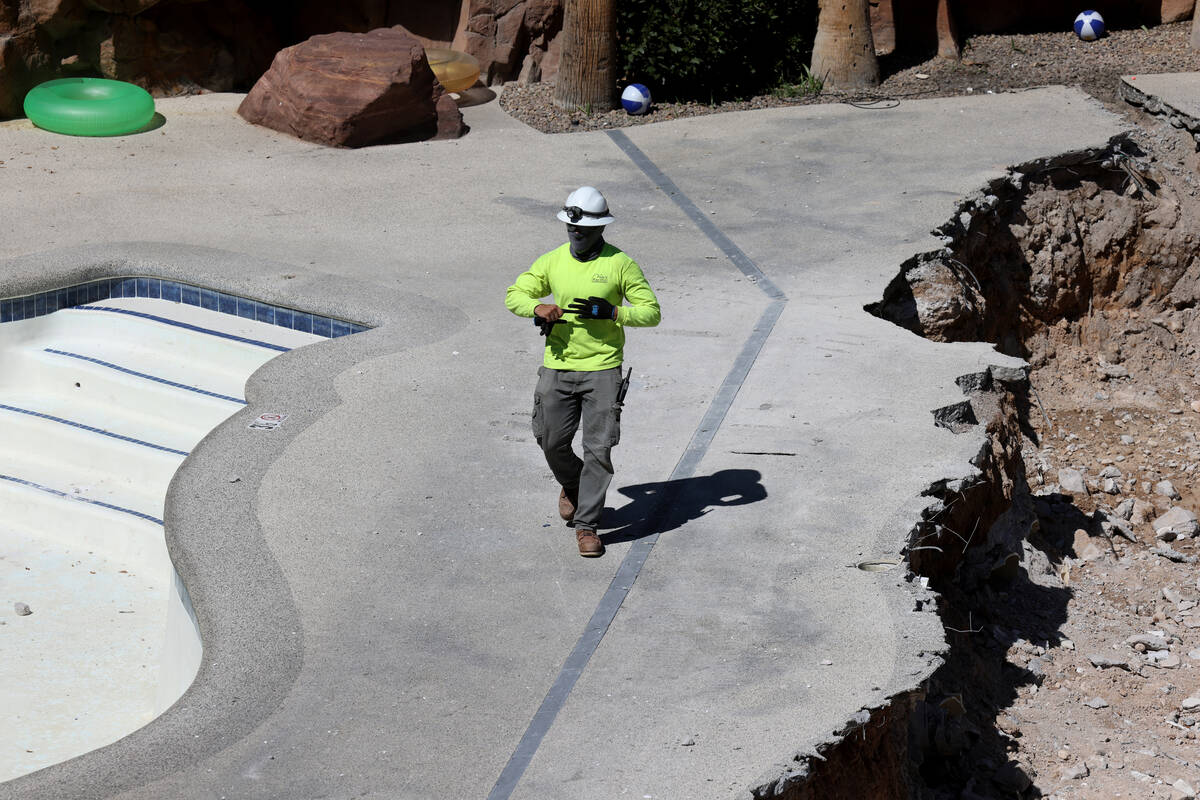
[{"x1": 531, "y1": 366, "x2": 623, "y2": 532}]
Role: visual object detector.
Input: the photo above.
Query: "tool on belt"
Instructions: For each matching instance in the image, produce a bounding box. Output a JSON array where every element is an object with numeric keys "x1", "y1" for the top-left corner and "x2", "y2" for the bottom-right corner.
[{"x1": 617, "y1": 367, "x2": 632, "y2": 405}]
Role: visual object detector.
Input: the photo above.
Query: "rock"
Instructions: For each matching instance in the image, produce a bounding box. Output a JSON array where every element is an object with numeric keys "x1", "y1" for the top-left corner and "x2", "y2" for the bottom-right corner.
[
  {"x1": 1131, "y1": 498, "x2": 1158, "y2": 525},
  {"x1": 14, "y1": 602, "x2": 31, "y2": 616},
  {"x1": 1163, "y1": 587, "x2": 1182, "y2": 604},
  {"x1": 1102, "y1": 477, "x2": 1121, "y2": 494},
  {"x1": 1190, "y1": 649, "x2": 1200, "y2": 660},
  {"x1": 992, "y1": 761, "x2": 1033, "y2": 792},
  {"x1": 237, "y1": 27, "x2": 465, "y2": 148},
  {"x1": 870, "y1": 0, "x2": 898, "y2": 54},
  {"x1": 1084, "y1": 696, "x2": 1110, "y2": 709},
  {"x1": 1100, "y1": 465, "x2": 1123, "y2": 478},
  {"x1": 872, "y1": 255, "x2": 985, "y2": 341},
  {"x1": 1088, "y1": 654, "x2": 1131, "y2": 671},
  {"x1": 1160, "y1": 0, "x2": 1196, "y2": 25},
  {"x1": 1153, "y1": 545, "x2": 1199, "y2": 564},
  {"x1": 1105, "y1": 515, "x2": 1139, "y2": 543},
  {"x1": 1151, "y1": 652, "x2": 1182, "y2": 669},
  {"x1": 0, "y1": 28, "x2": 56, "y2": 119},
  {"x1": 1121, "y1": 434, "x2": 1137, "y2": 445},
  {"x1": 1115, "y1": 497, "x2": 1136, "y2": 519},
  {"x1": 939, "y1": 694, "x2": 966, "y2": 716},
  {"x1": 1127, "y1": 633, "x2": 1170, "y2": 650},
  {"x1": 1154, "y1": 507, "x2": 1198, "y2": 540},
  {"x1": 1180, "y1": 697, "x2": 1200, "y2": 711},
  {"x1": 1061, "y1": 762, "x2": 1090, "y2": 780},
  {"x1": 1059, "y1": 468, "x2": 1088, "y2": 495},
  {"x1": 1173, "y1": 778, "x2": 1198, "y2": 800},
  {"x1": 1072, "y1": 529, "x2": 1104, "y2": 561},
  {"x1": 1156, "y1": 480, "x2": 1183, "y2": 500},
  {"x1": 1098, "y1": 361, "x2": 1129, "y2": 379}
]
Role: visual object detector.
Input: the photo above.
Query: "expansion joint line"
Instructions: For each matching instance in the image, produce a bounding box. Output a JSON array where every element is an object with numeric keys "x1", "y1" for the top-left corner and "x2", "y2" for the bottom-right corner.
[{"x1": 487, "y1": 130, "x2": 788, "y2": 800}]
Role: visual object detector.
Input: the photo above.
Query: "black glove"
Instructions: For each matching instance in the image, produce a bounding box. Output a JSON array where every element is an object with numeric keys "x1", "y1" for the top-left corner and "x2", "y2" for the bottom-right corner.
[
  {"x1": 565, "y1": 296, "x2": 617, "y2": 320},
  {"x1": 533, "y1": 315, "x2": 560, "y2": 336}
]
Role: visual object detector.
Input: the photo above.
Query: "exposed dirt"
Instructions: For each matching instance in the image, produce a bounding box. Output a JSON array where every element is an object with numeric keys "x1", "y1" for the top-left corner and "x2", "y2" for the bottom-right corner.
[
  {"x1": 869, "y1": 100, "x2": 1200, "y2": 797},
  {"x1": 498, "y1": 22, "x2": 1200, "y2": 134},
  {"x1": 997, "y1": 129, "x2": 1200, "y2": 799}
]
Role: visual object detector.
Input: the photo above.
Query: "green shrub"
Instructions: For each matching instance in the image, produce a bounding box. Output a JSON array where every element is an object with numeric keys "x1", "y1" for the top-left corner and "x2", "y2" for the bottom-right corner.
[{"x1": 617, "y1": 0, "x2": 818, "y2": 102}]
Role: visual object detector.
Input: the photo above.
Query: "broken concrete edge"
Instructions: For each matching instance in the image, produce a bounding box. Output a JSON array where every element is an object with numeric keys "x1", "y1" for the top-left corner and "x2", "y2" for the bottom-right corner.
[
  {"x1": 747, "y1": 690, "x2": 930, "y2": 799},
  {"x1": 0, "y1": 242, "x2": 462, "y2": 800},
  {"x1": 863, "y1": 136, "x2": 1146, "y2": 344},
  {"x1": 744, "y1": 360, "x2": 1033, "y2": 800},
  {"x1": 1119, "y1": 76, "x2": 1200, "y2": 141},
  {"x1": 746, "y1": 145, "x2": 1122, "y2": 797},
  {"x1": 933, "y1": 134, "x2": 1143, "y2": 247}
]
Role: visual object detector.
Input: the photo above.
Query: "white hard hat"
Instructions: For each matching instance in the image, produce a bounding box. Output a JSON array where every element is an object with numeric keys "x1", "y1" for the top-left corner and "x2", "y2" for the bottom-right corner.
[{"x1": 556, "y1": 186, "x2": 615, "y2": 226}]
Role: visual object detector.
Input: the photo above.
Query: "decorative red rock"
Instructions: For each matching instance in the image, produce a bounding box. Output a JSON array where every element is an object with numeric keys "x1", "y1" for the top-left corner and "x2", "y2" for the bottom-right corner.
[{"x1": 236, "y1": 26, "x2": 464, "y2": 147}]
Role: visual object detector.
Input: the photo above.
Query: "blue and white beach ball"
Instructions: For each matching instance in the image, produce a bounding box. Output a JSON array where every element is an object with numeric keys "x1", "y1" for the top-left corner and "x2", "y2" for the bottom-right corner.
[
  {"x1": 1074, "y1": 10, "x2": 1105, "y2": 41},
  {"x1": 621, "y1": 83, "x2": 652, "y2": 115}
]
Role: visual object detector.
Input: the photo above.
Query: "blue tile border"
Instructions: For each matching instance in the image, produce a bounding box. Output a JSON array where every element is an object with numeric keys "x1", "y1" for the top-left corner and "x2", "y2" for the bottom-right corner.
[{"x1": 0, "y1": 277, "x2": 370, "y2": 339}]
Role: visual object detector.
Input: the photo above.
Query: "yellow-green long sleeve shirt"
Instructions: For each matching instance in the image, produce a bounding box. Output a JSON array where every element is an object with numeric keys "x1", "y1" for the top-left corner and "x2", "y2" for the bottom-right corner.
[{"x1": 506, "y1": 242, "x2": 661, "y2": 370}]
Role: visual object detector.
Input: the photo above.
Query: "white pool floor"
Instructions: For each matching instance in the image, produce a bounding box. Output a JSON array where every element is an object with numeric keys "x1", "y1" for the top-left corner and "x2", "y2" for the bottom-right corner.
[{"x1": 0, "y1": 294, "x2": 326, "y2": 781}]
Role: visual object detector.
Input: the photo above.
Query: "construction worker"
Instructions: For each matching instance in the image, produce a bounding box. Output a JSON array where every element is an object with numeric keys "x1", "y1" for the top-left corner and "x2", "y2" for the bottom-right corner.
[{"x1": 505, "y1": 186, "x2": 661, "y2": 557}]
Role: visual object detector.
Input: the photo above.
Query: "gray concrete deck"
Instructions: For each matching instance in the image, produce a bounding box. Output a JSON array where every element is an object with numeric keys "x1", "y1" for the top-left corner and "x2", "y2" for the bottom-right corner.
[
  {"x1": 1120, "y1": 71, "x2": 1200, "y2": 135},
  {"x1": 0, "y1": 86, "x2": 1127, "y2": 799}
]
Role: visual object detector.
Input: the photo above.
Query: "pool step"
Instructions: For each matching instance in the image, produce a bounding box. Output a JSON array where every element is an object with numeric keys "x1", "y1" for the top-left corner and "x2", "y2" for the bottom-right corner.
[
  {"x1": 35, "y1": 306, "x2": 292, "y2": 398},
  {"x1": 0, "y1": 476, "x2": 171, "y2": 575},
  {"x1": 0, "y1": 404, "x2": 184, "y2": 515},
  {"x1": 0, "y1": 348, "x2": 245, "y2": 449}
]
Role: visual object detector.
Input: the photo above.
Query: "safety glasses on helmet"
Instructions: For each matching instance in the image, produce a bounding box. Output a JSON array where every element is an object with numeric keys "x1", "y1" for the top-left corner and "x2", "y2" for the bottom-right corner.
[{"x1": 562, "y1": 206, "x2": 607, "y2": 223}]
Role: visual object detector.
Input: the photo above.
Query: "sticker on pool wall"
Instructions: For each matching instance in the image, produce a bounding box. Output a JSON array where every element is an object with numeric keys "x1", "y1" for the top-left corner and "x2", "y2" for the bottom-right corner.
[{"x1": 249, "y1": 413, "x2": 288, "y2": 431}]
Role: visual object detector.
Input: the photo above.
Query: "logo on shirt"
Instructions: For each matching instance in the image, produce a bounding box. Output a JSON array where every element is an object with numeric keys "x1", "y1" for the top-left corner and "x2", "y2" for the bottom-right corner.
[{"x1": 591, "y1": 273, "x2": 609, "y2": 284}]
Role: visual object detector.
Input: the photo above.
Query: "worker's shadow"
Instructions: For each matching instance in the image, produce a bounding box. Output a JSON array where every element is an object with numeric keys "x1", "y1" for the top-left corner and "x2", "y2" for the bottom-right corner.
[{"x1": 599, "y1": 468, "x2": 767, "y2": 544}]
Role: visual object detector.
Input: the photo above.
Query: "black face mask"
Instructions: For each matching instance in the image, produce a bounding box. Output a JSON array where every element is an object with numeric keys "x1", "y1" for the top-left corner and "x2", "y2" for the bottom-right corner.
[{"x1": 567, "y1": 224, "x2": 605, "y2": 260}]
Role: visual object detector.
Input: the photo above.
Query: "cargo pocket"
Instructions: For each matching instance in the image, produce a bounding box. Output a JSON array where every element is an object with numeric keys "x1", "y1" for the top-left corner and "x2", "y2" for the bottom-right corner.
[
  {"x1": 606, "y1": 402, "x2": 622, "y2": 447},
  {"x1": 532, "y1": 393, "x2": 546, "y2": 443}
]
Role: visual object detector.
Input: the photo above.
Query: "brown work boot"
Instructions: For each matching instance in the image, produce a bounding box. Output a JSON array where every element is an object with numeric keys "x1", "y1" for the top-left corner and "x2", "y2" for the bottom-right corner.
[
  {"x1": 558, "y1": 488, "x2": 577, "y2": 521},
  {"x1": 576, "y1": 529, "x2": 604, "y2": 557}
]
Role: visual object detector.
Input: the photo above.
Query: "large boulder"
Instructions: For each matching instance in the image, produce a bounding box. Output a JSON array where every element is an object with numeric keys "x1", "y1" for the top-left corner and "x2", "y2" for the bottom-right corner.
[{"x1": 237, "y1": 26, "x2": 464, "y2": 147}]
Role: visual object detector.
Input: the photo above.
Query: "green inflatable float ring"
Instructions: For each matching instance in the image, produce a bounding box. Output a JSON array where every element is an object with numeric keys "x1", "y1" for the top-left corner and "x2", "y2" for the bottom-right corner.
[{"x1": 23, "y1": 78, "x2": 155, "y2": 137}]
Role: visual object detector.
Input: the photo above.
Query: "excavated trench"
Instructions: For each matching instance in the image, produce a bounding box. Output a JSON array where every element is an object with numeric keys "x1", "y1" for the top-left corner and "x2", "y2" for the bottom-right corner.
[{"x1": 766, "y1": 124, "x2": 1200, "y2": 798}]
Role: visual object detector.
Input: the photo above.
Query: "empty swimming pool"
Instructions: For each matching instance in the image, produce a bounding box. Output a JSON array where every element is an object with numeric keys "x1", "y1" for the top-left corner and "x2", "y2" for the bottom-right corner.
[{"x1": 0, "y1": 280, "x2": 361, "y2": 781}]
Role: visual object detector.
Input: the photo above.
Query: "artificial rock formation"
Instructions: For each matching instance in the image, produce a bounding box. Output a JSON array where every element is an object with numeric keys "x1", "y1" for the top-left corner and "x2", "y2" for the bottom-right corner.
[
  {"x1": 236, "y1": 27, "x2": 464, "y2": 147},
  {"x1": 0, "y1": 0, "x2": 565, "y2": 120}
]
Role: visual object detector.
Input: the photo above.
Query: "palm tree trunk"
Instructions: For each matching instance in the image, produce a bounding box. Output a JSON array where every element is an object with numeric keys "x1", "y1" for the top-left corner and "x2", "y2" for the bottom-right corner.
[
  {"x1": 811, "y1": 0, "x2": 879, "y2": 90},
  {"x1": 553, "y1": 0, "x2": 616, "y2": 111}
]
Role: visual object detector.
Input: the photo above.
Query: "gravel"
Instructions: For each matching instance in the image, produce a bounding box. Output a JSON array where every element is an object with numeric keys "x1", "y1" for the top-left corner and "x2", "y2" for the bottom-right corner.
[{"x1": 499, "y1": 21, "x2": 1200, "y2": 134}]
